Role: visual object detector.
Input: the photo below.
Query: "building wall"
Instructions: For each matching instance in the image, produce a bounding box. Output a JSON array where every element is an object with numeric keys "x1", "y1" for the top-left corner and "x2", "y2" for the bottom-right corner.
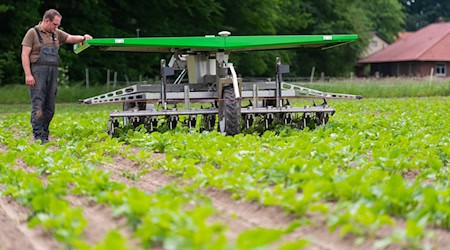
[
  {"x1": 368, "y1": 61, "x2": 449, "y2": 77},
  {"x1": 360, "y1": 34, "x2": 390, "y2": 58},
  {"x1": 409, "y1": 62, "x2": 448, "y2": 77},
  {"x1": 369, "y1": 63, "x2": 394, "y2": 77},
  {"x1": 417, "y1": 62, "x2": 435, "y2": 76}
]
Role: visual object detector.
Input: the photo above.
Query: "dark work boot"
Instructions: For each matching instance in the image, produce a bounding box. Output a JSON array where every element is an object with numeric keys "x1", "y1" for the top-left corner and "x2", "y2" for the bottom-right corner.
[
  {"x1": 41, "y1": 137, "x2": 49, "y2": 144},
  {"x1": 34, "y1": 134, "x2": 41, "y2": 143},
  {"x1": 42, "y1": 133, "x2": 49, "y2": 144},
  {"x1": 34, "y1": 135, "x2": 49, "y2": 144}
]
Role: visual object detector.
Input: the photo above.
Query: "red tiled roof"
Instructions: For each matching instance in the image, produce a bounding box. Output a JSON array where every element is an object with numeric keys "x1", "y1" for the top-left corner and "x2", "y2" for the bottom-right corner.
[
  {"x1": 394, "y1": 31, "x2": 414, "y2": 41},
  {"x1": 359, "y1": 22, "x2": 450, "y2": 63}
]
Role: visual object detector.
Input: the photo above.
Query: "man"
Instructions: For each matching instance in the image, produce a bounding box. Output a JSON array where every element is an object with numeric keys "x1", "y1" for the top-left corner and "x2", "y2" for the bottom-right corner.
[{"x1": 21, "y1": 9, "x2": 92, "y2": 143}]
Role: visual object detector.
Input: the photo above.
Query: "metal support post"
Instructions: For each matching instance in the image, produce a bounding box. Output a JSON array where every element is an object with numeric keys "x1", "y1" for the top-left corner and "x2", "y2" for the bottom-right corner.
[
  {"x1": 160, "y1": 59, "x2": 174, "y2": 110},
  {"x1": 184, "y1": 85, "x2": 191, "y2": 109},
  {"x1": 160, "y1": 59, "x2": 167, "y2": 110},
  {"x1": 275, "y1": 57, "x2": 281, "y2": 108},
  {"x1": 252, "y1": 84, "x2": 258, "y2": 108},
  {"x1": 275, "y1": 57, "x2": 289, "y2": 108}
]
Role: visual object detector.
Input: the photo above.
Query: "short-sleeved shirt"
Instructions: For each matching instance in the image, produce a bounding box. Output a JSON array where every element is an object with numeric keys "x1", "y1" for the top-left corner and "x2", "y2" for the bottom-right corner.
[{"x1": 21, "y1": 24, "x2": 69, "y2": 64}]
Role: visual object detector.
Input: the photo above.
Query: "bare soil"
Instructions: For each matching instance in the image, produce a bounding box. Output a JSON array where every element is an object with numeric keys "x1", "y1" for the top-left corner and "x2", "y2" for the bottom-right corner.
[
  {"x1": 0, "y1": 196, "x2": 60, "y2": 250},
  {"x1": 65, "y1": 195, "x2": 141, "y2": 249}
]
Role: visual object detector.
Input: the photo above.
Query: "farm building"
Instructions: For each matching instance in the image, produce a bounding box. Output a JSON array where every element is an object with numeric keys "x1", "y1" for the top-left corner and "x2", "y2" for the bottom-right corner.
[
  {"x1": 358, "y1": 21, "x2": 450, "y2": 77},
  {"x1": 360, "y1": 32, "x2": 390, "y2": 58}
]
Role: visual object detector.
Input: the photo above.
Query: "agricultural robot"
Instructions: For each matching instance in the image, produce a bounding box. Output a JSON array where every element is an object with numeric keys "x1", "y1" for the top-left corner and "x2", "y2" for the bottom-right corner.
[{"x1": 75, "y1": 31, "x2": 361, "y2": 135}]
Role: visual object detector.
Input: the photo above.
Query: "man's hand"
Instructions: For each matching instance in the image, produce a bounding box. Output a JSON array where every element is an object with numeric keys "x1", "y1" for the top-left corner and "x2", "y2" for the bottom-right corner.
[
  {"x1": 83, "y1": 34, "x2": 93, "y2": 41},
  {"x1": 67, "y1": 34, "x2": 94, "y2": 44},
  {"x1": 25, "y1": 74, "x2": 35, "y2": 87},
  {"x1": 21, "y1": 45, "x2": 34, "y2": 87}
]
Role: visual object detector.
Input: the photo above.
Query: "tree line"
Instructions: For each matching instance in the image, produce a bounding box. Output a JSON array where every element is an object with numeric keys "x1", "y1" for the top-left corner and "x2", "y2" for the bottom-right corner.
[{"x1": 0, "y1": 0, "x2": 447, "y2": 86}]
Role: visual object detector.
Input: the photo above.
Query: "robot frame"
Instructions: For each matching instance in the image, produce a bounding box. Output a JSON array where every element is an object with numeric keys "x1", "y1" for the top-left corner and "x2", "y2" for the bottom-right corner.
[{"x1": 75, "y1": 31, "x2": 361, "y2": 135}]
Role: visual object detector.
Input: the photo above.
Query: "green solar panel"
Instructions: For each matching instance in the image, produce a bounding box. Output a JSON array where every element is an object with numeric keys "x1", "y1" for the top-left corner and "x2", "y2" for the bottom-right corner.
[{"x1": 74, "y1": 34, "x2": 358, "y2": 54}]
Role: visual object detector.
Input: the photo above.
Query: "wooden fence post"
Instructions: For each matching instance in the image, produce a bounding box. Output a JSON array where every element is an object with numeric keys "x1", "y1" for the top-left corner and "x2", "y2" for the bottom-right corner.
[
  {"x1": 113, "y1": 71, "x2": 118, "y2": 87},
  {"x1": 106, "y1": 69, "x2": 111, "y2": 89},
  {"x1": 85, "y1": 68, "x2": 89, "y2": 88},
  {"x1": 310, "y1": 67, "x2": 315, "y2": 83},
  {"x1": 429, "y1": 67, "x2": 434, "y2": 85}
]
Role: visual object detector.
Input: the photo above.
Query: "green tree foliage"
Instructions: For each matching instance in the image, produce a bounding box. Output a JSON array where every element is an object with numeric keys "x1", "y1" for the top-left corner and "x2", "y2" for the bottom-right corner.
[
  {"x1": 401, "y1": 0, "x2": 450, "y2": 31},
  {"x1": 221, "y1": 0, "x2": 294, "y2": 77},
  {"x1": 0, "y1": 0, "x2": 41, "y2": 85},
  {"x1": 275, "y1": 0, "x2": 404, "y2": 76},
  {"x1": 1, "y1": 1, "x2": 406, "y2": 85},
  {"x1": 359, "y1": 0, "x2": 405, "y2": 42}
]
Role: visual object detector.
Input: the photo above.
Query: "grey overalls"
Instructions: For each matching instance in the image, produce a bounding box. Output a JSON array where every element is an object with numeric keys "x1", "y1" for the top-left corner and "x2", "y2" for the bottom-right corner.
[{"x1": 30, "y1": 26, "x2": 59, "y2": 141}]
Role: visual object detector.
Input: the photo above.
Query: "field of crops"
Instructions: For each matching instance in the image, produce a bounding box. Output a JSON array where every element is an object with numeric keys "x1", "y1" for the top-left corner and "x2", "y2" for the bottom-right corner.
[{"x1": 1, "y1": 96, "x2": 450, "y2": 250}]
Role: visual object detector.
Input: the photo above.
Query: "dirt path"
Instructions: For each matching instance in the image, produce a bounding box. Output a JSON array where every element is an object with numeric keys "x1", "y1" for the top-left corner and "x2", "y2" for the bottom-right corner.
[
  {"x1": 65, "y1": 195, "x2": 141, "y2": 249},
  {"x1": 0, "y1": 196, "x2": 61, "y2": 250}
]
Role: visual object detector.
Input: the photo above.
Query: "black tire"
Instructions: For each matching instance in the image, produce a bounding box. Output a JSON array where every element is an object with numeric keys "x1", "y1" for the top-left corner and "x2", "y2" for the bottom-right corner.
[{"x1": 219, "y1": 86, "x2": 241, "y2": 135}]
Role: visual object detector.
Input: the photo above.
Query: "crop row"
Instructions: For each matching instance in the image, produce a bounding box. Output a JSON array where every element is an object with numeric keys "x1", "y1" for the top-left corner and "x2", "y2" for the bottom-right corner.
[
  {"x1": 0, "y1": 107, "x2": 306, "y2": 249},
  {"x1": 116, "y1": 97, "x2": 450, "y2": 249},
  {"x1": 1, "y1": 97, "x2": 449, "y2": 248}
]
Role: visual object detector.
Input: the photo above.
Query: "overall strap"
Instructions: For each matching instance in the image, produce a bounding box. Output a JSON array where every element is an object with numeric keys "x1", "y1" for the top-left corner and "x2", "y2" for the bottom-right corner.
[
  {"x1": 34, "y1": 26, "x2": 56, "y2": 47},
  {"x1": 34, "y1": 27, "x2": 43, "y2": 44}
]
